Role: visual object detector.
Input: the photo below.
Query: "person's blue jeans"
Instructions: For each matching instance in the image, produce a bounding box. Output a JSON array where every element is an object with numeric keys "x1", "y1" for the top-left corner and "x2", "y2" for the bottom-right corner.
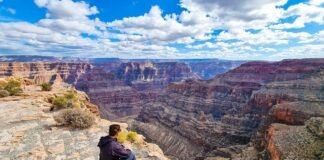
[{"x1": 127, "y1": 151, "x2": 136, "y2": 160}]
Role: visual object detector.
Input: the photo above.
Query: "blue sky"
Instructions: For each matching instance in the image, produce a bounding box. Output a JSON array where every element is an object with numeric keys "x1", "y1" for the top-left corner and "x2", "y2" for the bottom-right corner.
[{"x1": 0, "y1": 0, "x2": 323, "y2": 60}]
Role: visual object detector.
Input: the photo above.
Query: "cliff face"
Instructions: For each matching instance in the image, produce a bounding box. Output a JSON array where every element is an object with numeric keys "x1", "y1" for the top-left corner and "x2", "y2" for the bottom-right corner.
[
  {"x1": 266, "y1": 117, "x2": 324, "y2": 160},
  {"x1": 135, "y1": 59, "x2": 324, "y2": 159},
  {"x1": 78, "y1": 62, "x2": 197, "y2": 120},
  {"x1": 0, "y1": 84, "x2": 169, "y2": 160},
  {"x1": 0, "y1": 61, "x2": 196, "y2": 120},
  {"x1": 116, "y1": 62, "x2": 194, "y2": 84},
  {"x1": 0, "y1": 62, "x2": 91, "y2": 85}
]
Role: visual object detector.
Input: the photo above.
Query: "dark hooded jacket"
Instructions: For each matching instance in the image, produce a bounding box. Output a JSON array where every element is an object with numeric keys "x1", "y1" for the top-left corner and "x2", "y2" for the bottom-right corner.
[{"x1": 98, "y1": 136, "x2": 131, "y2": 160}]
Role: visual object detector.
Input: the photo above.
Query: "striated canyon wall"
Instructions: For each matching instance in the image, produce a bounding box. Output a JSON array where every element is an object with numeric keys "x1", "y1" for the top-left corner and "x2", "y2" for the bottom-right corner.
[
  {"x1": 75, "y1": 61, "x2": 197, "y2": 120},
  {"x1": 134, "y1": 59, "x2": 324, "y2": 160},
  {"x1": 0, "y1": 62, "x2": 91, "y2": 85},
  {"x1": 0, "y1": 61, "x2": 197, "y2": 120}
]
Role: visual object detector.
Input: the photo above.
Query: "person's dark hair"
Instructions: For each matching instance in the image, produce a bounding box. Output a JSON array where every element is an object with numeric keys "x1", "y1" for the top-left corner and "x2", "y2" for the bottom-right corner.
[{"x1": 109, "y1": 124, "x2": 121, "y2": 136}]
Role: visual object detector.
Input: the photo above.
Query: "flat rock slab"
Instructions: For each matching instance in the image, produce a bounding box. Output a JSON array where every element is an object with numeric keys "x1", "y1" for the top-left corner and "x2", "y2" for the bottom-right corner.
[{"x1": 0, "y1": 86, "x2": 168, "y2": 160}]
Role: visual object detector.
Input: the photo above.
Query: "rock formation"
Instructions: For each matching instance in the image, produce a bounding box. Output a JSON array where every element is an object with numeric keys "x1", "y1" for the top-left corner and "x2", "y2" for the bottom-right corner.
[
  {"x1": 0, "y1": 62, "x2": 91, "y2": 84},
  {"x1": 135, "y1": 59, "x2": 324, "y2": 159},
  {"x1": 2, "y1": 57, "x2": 322, "y2": 159},
  {"x1": 0, "y1": 61, "x2": 197, "y2": 120},
  {"x1": 0, "y1": 83, "x2": 168, "y2": 160}
]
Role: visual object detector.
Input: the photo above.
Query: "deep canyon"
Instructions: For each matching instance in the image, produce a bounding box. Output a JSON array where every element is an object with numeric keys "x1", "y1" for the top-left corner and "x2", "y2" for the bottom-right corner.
[{"x1": 0, "y1": 56, "x2": 323, "y2": 160}]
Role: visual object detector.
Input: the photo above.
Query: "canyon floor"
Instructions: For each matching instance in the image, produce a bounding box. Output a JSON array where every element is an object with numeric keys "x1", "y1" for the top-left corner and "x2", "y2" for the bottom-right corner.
[{"x1": 0, "y1": 85, "x2": 168, "y2": 160}]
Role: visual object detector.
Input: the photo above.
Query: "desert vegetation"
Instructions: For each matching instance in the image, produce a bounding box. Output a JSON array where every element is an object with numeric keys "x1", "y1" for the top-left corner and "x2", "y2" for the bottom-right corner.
[
  {"x1": 51, "y1": 90, "x2": 83, "y2": 109},
  {"x1": 40, "y1": 82, "x2": 52, "y2": 91},
  {"x1": 117, "y1": 131, "x2": 139, "y2": 143},
  {"x1": 51, "y1": 90, "x2": 96, "y2": 129},
  {"x1": 54, "y1": 108, "x2": 96, "y2": 129},
  {"x1": 0, "y1": 78, "x2": 23, "y2": 97}
]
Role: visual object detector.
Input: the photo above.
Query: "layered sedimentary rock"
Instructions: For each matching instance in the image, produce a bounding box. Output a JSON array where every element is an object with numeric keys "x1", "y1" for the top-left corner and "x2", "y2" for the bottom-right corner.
[
  {"x1": 116, "y1": 62, "x2": 196, "y2": 86},
  {"x1": 0, "y1": 62, "x2": 91, "y2": 84},
  {"x1": 135, "y1": 59, "x2": 324, "y2": 159},
  {"x1": 0, "y1": 61, "x2": 198, "y2": 120},
  {"x1": 77, "y1": 62, "x2": 197, "y2": 120}
]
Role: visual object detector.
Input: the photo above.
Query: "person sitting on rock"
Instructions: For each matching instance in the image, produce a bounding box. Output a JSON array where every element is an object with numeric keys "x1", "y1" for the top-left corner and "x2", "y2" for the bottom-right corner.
[{"x1": 98, "y1": 124, "x2": 136, "y2": 160}]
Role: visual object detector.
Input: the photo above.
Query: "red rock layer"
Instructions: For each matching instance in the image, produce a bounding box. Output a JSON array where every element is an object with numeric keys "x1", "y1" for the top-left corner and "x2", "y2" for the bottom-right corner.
[{"x1": 135, "y1": 58, "x2": 324, "y2": 159}]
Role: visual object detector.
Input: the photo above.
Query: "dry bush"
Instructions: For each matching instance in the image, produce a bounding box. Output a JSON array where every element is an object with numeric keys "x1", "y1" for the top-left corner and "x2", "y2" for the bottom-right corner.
[{"x1": 54, "y1": 108, "x2": 95, "y2": 129}]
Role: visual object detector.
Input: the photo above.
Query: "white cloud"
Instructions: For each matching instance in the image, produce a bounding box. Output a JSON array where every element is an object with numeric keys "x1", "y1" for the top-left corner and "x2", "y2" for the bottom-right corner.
[
  {"x1": 268, "y1": 44, "x2": 324, "y2": 60},
  {"x1": 217, "y1": 29, "x2": 312, "y2": 45},
  {"x1": 34, "y1": 0, "x2": 102, "y2": 35},
  {"x1": 180, "y1": 0, "x2": 287, "y2": 30},
  {"x1": 107, "y1": 6, "x2": 214, "y2": 44},
  {"x1": 35, "y1": 0, "x2": 98, "y2": 19},
  {"x1": 0, "y1": 21, "x2": 177, "y2": 58},
  {"x1": 271, "y1": 2, "x2": 324, "y2": 29},
  {"x1": 298, "y1": 30, "x2": 324, "y2": 43},
  {"x1": 309, "y1": 0, "x2": 324, "y2": 6}
]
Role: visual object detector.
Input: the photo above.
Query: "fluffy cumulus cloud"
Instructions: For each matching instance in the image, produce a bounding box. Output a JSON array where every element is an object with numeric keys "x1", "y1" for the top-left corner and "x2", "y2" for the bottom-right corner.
[
  {"x1": 34, "y1": 0, "x2": 102, "y2": 35},
  {"x1": 0, "y1": 21, "x2": 176, "y2": 58},
  {"x1": 0, "y1": 0, "x2": 177, "y2": 58},
  {"x1": 107, "y1": 6, "x2": 214, "y2": 44},
  {"x1": 0, "y1": 0, "x2": 323, "y2": 60},
  {"x1": 180, "y1": 0, "x2": 287, "y2": 30},
  {"x1": 271, "y1": 1, "x2": 324, "y2": 29}
]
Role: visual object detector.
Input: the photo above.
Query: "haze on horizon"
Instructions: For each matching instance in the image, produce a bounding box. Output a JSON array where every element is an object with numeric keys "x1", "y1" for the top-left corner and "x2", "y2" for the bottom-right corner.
[{"x1": 0, "y1": 0, "x2": 323, "y2": 60}]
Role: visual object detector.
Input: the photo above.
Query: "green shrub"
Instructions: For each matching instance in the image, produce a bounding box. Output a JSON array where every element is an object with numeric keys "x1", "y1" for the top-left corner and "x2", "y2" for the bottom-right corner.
[
  {"x1": 54, "y1": 108, "x2": 95, "y2": 129},
  {"x1": 53, "y1": 96, "x2": 68, "y2": 109},
  {"x1": 117, "y1": 132, "x2": 128, "y2": 143},
  {"x1": 116, "y1": 131, "x2": 139, "y2": 143},
  {"x1": 127, "y1": 131, "x2": 138, "y2": 143},
  {"x1": 51, "y1": 90, "x2": 83, "y2": 109},
  {"x1": 0, "y1": 90, "x2": 10, "y2": 98},
  {"x1": 40, "y1": 82, "x2": 52, "y2": 91},
  {"x1": 4, "y1": 79, "x2": 22, "y2": 96}
]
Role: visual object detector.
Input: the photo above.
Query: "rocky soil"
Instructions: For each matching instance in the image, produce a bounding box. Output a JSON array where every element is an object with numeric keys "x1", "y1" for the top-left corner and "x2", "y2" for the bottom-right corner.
[{"x1": 0, "y1": 84, "x2": 168, "y2": 160}]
